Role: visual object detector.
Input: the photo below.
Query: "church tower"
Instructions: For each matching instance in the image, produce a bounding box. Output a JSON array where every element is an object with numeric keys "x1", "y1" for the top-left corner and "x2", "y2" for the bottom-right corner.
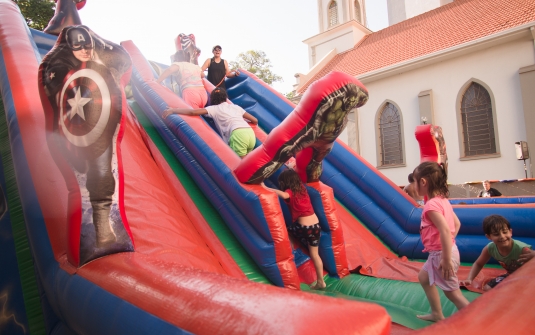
[
  {"x1": 387, "y1": 0, "x2": 453, "y2": 26},
  {"x1": 301, "y1": 0, "x2": 370, "y2": 72},
  {"x1": 317, "y1": 0, "x2": 367, "y2": 33}
]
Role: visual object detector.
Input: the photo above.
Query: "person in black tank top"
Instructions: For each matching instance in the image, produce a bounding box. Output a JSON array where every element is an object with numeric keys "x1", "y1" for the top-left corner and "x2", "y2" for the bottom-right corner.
[
  {"x1": 201, "y1": 45, "x2": 240, "y2": 89},
  {"x1": 207, "y1": 57, "x2": 227, "y2": 88}
]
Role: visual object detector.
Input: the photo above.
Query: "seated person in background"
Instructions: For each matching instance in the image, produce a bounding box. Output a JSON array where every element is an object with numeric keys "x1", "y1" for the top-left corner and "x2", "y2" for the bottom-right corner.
[
  {"x1": 477, "y1": 180, "x2": 502, "y2": 197},
  {"x1": 156, "y1": 50, "x2": 207, "y2": 109},
  {"x1": 404, "y1": 173, "x2": 424, "y2": 205},
  {"x1": 163, "y1": 87, "x2": 257, "y2": 158},
  {"x1": 461, "y1": 214, "x2": 534, "y2": 290},
  {"x1": 200, "y1": 45, "x2": 239, "y2": 89}
]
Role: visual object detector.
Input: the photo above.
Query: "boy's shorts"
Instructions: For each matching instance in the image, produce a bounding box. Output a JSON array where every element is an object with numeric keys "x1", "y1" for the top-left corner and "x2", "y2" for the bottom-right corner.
[
  {"x1": 486, "y1": 273, "x2": 509, "y2": 288},
  {"x1": 422, "y1": 245, "x2": 460, "y2": 291},
  {"x1": 229, "y1": 128, "x2": 255, "y2": 157},
  {"x1": 288, "y1": 222, "x2": 321, "y2": 247}
]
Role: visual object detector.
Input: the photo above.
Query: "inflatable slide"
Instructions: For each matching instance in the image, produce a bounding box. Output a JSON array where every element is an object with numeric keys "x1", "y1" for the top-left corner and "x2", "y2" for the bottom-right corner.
[
  {"x1": 1, "y1": 1, "x2": 534, "y2": 334},
  {"x1": 0, "y1": 1, "x2": 390, "y2": 334},
  {"x1": 124, "y1": 35, "x2": 534, "y2": 334}
]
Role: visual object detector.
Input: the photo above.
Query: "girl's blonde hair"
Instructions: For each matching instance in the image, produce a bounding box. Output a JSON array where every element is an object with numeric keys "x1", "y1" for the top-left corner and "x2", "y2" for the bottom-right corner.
[{"x1": 413, "y1": 161, "x2": 449, "y2": 198}]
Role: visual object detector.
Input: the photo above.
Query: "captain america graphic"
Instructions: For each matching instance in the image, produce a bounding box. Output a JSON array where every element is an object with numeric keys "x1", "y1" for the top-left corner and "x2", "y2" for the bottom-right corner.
[{"x1": 39, "y1": 26, "x2": 134, "y2": 266}]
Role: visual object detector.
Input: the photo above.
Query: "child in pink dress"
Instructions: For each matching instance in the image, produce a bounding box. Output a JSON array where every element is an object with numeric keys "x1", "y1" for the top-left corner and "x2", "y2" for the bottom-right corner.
[{"x1": 413, "y1": 162, "x2": 469, "y2": 321}]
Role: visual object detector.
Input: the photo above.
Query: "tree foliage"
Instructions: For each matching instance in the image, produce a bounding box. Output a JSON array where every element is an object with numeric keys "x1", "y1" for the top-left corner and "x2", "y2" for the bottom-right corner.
[
  {"x1": 13, "y1": 0, "x2": 56, "y2": 31},
  {"x1": 285, "y1": 91, "x2": 296, "y2": 99},
  {"x1": 230, "y1": 50, "x2": 282, "y2": 86}
]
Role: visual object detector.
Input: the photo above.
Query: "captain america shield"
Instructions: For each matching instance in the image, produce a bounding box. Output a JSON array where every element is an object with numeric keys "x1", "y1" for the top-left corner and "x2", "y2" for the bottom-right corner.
[{"x1": 58, "y1": 61, "x2": 121, "y2": 156}]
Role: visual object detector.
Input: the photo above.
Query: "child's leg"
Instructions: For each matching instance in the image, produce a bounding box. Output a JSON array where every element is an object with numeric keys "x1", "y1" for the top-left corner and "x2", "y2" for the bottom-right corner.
[
  {"x1": 417, "y1": 269, "x2": 445, "y2": 321},
  {"x1": 443, "y1": 289, "x2": 469, "y2": 310},
  {"x1": 308, "y1": 245, "x2": 326, "y2": 289}
]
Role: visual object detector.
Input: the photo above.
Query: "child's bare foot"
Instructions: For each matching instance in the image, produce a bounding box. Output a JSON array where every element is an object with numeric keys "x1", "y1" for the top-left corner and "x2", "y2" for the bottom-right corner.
[
  {"x1": 416, "y1": 314, "x2": 445, "y2": 322},
  {"x1": 310, "y1": 281, "x2": 326, "y2": 290}
]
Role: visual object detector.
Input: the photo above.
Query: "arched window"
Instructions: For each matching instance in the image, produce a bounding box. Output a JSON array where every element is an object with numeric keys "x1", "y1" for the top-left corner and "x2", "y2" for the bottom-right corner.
[
  {"x1": 378, "y1": 102, "x2": 403, "y2": 165},
  {"x1": 328, "y1": 1, "x2": 338, "y2": 27},
  {"x1": 460, "y1": 82, "x2": 496, "y2": 156},
  {"x1": 354, "y1": 1, "x2": 361, "y2": 23}
]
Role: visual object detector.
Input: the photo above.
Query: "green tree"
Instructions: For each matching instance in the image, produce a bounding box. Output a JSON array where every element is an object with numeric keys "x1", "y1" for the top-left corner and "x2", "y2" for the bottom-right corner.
[
  {"x1": 285, "y1": 91, "x2": 296, "y2": 99},
  {"x1": 230, "y1": 50, "x2": 283, "y2": 86},
  {"x1": 13, "y1": 0, "x2": 56, "y2": 31}
]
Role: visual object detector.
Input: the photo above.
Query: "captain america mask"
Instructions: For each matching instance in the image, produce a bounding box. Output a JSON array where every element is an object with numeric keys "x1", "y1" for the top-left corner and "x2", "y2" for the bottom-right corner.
[{"x1": 66, "y1": 27, "x2": 94, "y2": 51}]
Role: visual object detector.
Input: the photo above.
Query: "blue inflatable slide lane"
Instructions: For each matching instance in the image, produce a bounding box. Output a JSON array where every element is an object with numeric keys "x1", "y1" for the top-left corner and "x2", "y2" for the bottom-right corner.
[{"x1": 225, "y1": 71, "x2": 535, "y2": 263}]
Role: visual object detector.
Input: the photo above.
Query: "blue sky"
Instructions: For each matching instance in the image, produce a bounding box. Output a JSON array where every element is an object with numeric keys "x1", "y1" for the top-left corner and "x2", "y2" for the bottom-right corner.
[{"x1": 79, "y1": 0, "x2": 388, "y2": 94}]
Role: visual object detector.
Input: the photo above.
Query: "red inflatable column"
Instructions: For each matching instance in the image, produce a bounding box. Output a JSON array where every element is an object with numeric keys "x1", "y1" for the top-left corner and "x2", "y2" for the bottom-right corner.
[{"x1": 235, "y1": 71, "x2": 369, "y2": 184}]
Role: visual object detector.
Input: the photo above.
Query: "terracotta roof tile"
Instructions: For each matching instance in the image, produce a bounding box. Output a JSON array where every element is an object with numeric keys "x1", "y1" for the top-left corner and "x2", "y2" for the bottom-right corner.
[{"x1": 298, "y1": 0, "x2": 535, "y2": 93}]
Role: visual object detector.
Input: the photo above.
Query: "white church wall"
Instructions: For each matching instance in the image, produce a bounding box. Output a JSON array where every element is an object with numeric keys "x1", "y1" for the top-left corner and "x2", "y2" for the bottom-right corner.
[
  {"x1": 351, "y1": 36, "x2": 535, "y2": 185},
  {"x1": 387, "y1": 0, "x2": 406, "y2": 26},
  {"x1": 387, "y1": 0, "x2": 453, "y2": 26},
  {"x1": 405, "y1": 0, "x2": 443, "y2": 20},
  {"x1": 315, "y1": 32, "x2": 355, "y2": 63}
]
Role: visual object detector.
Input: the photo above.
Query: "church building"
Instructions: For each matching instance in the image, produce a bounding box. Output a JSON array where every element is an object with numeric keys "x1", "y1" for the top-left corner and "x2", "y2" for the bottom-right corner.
[{"x1": 295, "y1": 0, "x2": 535, "y2": 185}]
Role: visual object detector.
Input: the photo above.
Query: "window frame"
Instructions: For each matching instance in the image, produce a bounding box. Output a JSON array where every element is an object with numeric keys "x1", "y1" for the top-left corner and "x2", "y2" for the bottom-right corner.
[
  {"x1": 354, "y1": 0, "x2": 361, "y2": 23},
  {"x1": 455, "y1": 79, "x2": 501, "y2": 161},
  {"x1": 328, "y1": 1, "x2": 339, "y2": 27},
  {"x1": 375, "y1": 100, "x2": 406, "y2": 169}
]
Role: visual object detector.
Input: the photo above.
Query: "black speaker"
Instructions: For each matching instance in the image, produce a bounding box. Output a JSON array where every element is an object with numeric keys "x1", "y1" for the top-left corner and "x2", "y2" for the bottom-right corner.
[{"x1": 515, "y1": 141, "x2": 529, "y2": 160}]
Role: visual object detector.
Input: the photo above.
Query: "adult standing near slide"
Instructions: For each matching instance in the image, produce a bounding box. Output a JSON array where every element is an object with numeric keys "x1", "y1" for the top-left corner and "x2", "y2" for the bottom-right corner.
[{"x1": 201, "y1": 45, "x2": 239, "y2": 89}]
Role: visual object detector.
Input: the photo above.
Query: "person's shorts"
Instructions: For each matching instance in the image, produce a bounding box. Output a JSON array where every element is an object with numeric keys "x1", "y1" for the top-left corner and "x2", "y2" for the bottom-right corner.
[
  {"x1": 422, "y1": 245, "x2": 460, "y2": 291},
  {"x1": 182, "y1": 87, "x2": 208, "y2": 109},
  {"x1": 486, "y1": 273, "x2": 510, "y2": 288},
  {"x1": 288, "y1": 222, "x2": 321, "y2": 247},
  {"x1": 229, "y1": 128, "x2": 255, "y2": 157}
]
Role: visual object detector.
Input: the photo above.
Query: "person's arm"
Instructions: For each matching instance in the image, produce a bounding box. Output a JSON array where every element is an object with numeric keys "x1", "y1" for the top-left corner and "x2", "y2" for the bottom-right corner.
[
  {"x1": 492, "y1": 188, "x2": 502, "y2": 197},
  {"x1": 156, "y1": 64, "x2": 179, "y2": 84},
  {"x1": 262, "y1": 184, "x2": 289, "y2": 199},
  {"x1": 518, "y1": 246, "x2": 535, "y2": 264},
  {"x1": 452, "y1": 212, "x2": 461, "y2": 238},
  {"x1": 200, "y1": 58, "x2": 211, "y2": 78},
  {"x1": 427, "y1": 211, "x2": 455, "y2": 279},
  {"x1": 162, "y1": 107, "x2": 208, "y2": 119},
  {"x1": 243, "y1": 112, "x2": 258, "y2": 125},
  {"x1": 224, "y1": 60, "x2": 240, "y2": 78},
  {"x1": 460, "y1": 246, "x2": 491, "y2": 286}
]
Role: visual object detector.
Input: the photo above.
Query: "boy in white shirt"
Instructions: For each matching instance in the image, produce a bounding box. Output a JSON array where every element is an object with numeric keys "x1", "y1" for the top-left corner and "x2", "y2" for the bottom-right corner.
[{"x1": 163, "y1": 87, "x2": 258, "y2": 158}]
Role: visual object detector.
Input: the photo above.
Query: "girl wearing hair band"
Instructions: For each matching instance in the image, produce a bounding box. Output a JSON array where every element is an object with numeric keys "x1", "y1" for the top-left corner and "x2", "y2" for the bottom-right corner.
[
  {"x1": 413, "y1": 161, "x2": 469, "y2": 321},
  {"x1": 157, "y1": 50, "x2": 207, "y2": 109}
]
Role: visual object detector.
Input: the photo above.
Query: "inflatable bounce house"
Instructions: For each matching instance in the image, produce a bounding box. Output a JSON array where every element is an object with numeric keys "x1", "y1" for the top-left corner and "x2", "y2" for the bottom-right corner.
[{"x1": 1, "y1": 0, "x2": 534, "y2": 334}]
